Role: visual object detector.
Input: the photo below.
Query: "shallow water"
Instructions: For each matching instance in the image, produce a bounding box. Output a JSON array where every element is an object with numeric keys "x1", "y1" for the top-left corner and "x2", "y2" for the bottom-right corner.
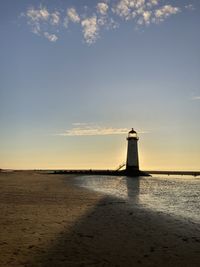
[{"x1": 75, "y1": 175, "x2": 200, "y2": 223}]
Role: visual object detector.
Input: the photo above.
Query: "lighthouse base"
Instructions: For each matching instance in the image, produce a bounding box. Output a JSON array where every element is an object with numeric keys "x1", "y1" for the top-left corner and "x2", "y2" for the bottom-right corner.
[{"x1": 122, "y1": 167, "x2": 150, "y2": 177}]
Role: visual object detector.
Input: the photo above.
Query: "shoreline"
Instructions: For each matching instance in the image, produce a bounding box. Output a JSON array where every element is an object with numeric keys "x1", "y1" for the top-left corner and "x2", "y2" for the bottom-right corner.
[{"x1": 0, "y1": 171, "x2": 199, "y2": 266}]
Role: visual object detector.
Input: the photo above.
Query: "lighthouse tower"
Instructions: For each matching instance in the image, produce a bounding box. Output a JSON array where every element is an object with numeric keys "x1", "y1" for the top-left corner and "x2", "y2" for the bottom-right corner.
[{"x1": 126, "y1": 128, "x2": 139, "y2": 174}]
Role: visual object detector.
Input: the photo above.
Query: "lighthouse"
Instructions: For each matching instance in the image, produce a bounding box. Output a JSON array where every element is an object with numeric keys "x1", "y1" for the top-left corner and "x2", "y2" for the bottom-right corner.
[{"x1": 126, "y1": 128, "x2": 139, "y2": 174}]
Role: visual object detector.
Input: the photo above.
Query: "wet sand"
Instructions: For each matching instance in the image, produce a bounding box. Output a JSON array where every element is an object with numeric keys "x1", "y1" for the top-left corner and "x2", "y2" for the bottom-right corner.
[{"x1": 0, "y1": 171, "x2": 199, "y2": 267}]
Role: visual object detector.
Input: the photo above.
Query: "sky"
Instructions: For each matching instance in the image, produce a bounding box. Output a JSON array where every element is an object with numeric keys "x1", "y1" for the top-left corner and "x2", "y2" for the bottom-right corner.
[{"x1": 0, "y1": 0, "x2": 200, "y2": 170}]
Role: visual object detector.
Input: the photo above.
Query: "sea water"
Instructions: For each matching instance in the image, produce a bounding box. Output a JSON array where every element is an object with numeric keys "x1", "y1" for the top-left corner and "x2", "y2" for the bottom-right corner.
[{"x1": 75, "y1": 175, "x2": 200, "y2": 224}]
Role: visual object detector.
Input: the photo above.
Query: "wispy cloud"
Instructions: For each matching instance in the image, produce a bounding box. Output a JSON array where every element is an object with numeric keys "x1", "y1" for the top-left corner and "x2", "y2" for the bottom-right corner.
[
  {"x1": 25, "y1": 6, "x2": 59, "y2": 41},
  {"x1": 72, "y1": 122, "x2": 90, "y2": 126},
  {"x1": 67, "y1": 7, "x2": 80, "y2": 23},
  {"x1": 57, "y1": 123, "x2": 149, "y2": 136},
  {"x1": 43, "y1": 32, "x2": 58, "y2": 42},
  {"x1": 185, "y1": 4, "x2": 195, "y2": 11},
  {"x1": 97, "y1": 3, "x2": 109, "y2": 15},
  {"x1": 59, "y1": 127, "x2": 128, "y2": 136},
  {"x1": 26, "y1": 6, "x2": 49, "y2": 22},
  {"x1": 81, "y1": 16, "x2": 99, "y2": 44},
  {"x1": 154, "y1": 5, "x2": 180, "y2": 22},
  {"x1": 191, "y1": 96, "x2": 200, "y2": 100},
  {"x1": 22, "y1": 1, "x2": 189, "y2": 44},
  {"x1": 50, "y1": 11, "x2": 60, "y2": 26}
]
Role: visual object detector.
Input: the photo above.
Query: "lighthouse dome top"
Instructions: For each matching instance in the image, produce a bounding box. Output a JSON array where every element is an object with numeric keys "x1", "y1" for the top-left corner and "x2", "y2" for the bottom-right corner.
[
  {"x1": 129, "y1": 128, "x2": 137, "y2": 134},
  {"x1": 127, "y1": 128, "x2": 139, "y2": 140}
]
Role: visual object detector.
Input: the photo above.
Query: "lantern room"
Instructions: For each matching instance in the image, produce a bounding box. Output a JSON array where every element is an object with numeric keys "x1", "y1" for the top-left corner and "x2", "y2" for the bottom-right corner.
[{"x1": 127, "y1": 128, "x2": 139, "y2": 140}]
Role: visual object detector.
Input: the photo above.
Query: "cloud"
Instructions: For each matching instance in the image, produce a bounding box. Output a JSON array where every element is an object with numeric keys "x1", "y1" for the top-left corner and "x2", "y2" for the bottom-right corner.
[
  {"x1": 43, "y1": 32, "x2": 58, "y2": 42},
  {"x1": 185, "y1": 4, "x2": 195, "y2": 11},
  {"x1": 154, "y1": 5, "x2": 180, "y2": 22},
  {"x1": 72, "y1": 122, "x2": 89, "y2": 126},
  {"x1": 191, "y1": 96, "x2": 200, "y2": 100},
  {"x1": 81, "y1": 16, "x2": 99, "y2": 44},
  {"x1": 112, "y1": 1, "x2": 180, "y2": 25},
  {"x1": 59, "y1": 126, "x2": 129, "y2": 136},
  {"x1": 27, "y1": 6, "x2": 49, "y2": 22},
  {"x1": 141, "y1": 10, "x2": 151, "y2": 24},
  {"x1": 26, "y1": 6, "x2": 49, "y2": 35},
  {"x1": 112, "y1": 0, "x2": 153, "y2": 21},
  {"x1": 25, "y1": 6, "x2": 60, "y2": 41},
  {"x1": 97, "y1": 3, "x2": 109, "y2": 15},
  {"x1": 67, "y1": 7, "x2": 80, "y2": 23},
  {"x1": 23, "y1": 1, "x2": 188, "y2": 44},
  {"x1": 147, "y1": 0, "x2": 158, "y2": 7},
  {"x1": 50, "y1": 11, "x2": 60, "y2": 25},
  {"x1": 112, "y1": 0, "x2": 132, "y2": 20},
  {"x1": 57, "y1": 123, "x2": 149, "y2": 136}
]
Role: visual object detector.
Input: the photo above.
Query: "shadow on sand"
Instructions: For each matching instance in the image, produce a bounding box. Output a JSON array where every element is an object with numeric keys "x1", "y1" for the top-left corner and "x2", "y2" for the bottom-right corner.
[{"x1": 29, "y1": 177, "x2": 200, "y2": 267}]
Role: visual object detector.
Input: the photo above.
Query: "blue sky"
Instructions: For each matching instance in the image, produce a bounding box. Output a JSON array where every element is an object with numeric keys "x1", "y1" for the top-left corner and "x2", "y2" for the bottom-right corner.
[{"x1": 0, "y1": 0, "x2": 199, "y2": 170}]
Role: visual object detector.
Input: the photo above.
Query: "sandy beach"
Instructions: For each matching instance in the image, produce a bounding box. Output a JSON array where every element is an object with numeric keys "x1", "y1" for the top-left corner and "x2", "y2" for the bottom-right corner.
[{"x1": 0, "y1": 171, "x2": 199, "y2": 267}]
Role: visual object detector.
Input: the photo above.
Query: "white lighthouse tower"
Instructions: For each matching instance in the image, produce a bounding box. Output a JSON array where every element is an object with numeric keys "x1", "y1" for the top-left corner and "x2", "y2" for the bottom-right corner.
[{"x1": 126, "y1": 128, "x2": 139, "y2": 173}]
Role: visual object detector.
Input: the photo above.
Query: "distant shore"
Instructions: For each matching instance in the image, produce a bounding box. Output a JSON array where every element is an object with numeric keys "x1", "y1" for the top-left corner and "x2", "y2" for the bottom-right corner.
[{"x1": 0, "y1": 171, "x2": 199, "y2": 267}]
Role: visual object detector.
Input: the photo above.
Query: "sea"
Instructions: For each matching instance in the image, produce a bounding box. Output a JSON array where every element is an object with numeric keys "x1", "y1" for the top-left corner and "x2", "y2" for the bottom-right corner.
[{"x1": 75, "y1": 175, "x2": 200, "y2": 224}]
